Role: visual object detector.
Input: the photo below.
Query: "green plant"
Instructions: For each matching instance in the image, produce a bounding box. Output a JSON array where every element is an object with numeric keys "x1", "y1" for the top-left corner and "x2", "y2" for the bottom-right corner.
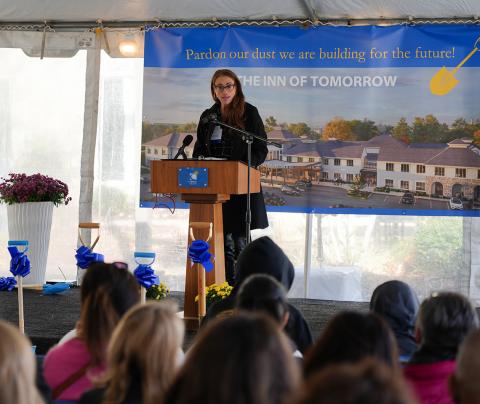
[
  {"x1": 195, "y1": 282, "x2": 233, "y2": 307},
  {"x1": 146, "y1": 282, "x2": 170, "y2": 300}
]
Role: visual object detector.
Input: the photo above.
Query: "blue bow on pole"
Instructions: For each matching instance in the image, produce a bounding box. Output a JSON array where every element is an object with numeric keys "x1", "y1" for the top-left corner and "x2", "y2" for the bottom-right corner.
[
  {"x1": 75, "y1": 245, "x2": 104, "y2": 269},
  {"x1": 8, "y1": 246, "x2": 31, "y2": 278},
  {"x1": 188, "y1": 240, "x2": 214, "y2": 272},
  {"x1": 134, "y1": 264, "x2": 159, "y2": 289},
  {"x1": 0, "y1": 276, "x2": 17, "y2": 291}
]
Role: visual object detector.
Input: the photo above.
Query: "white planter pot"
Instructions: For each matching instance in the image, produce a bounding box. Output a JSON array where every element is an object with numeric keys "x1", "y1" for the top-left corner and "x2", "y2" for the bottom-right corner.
[{"x1": 7, "y1": 202, "x2": 54, "y2": 286}]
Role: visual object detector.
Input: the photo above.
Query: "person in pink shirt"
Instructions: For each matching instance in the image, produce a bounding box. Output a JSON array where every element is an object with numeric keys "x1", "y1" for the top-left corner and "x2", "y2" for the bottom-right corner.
[
  {"x1": 43, "y1": 262, "x2": 140, "y2": 401},
  {"x1": 404, "y1": 292, "x2": 478, "y2": 404}
]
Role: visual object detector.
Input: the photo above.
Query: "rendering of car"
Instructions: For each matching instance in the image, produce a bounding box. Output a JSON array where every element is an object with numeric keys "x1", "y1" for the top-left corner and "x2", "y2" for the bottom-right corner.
[
  {"x1": 281, "y1": 185, "x2": 301, "y2": 196},
  {"x1": 400, "y1": 192, "x2": 415, "y2": 204},
  {"x1": 294, "y1": 181, "x2": 307, "y2": 192},
  {"x1": 297, "y1": 178, "x2": 313, "y2": 188},
  {"x1": 449, "y1": 197, "x2": 463, "y2": 210}
]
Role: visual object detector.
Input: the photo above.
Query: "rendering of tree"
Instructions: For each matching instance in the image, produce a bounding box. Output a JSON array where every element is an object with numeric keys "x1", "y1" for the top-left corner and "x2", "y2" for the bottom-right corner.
[
  {"x1": 411, "y1": 114, "x2": 449, "y2": 143},
  {"x1": 176, "y1": 122, "x2": 197, "y2": 132},
  {"x1": 392, "y1": 117, "x2": 412, "y2": 144},
  {"x1": 473, "y1": 129, "x2": 480, "y2": 145},
  {"x1": 348, "y1": 119, "x2": 379, "y2": 141},
  {"x1": 288, "y1": 122, "x2": 313, "y2": 138},
  {"x1": 265, "y1": 116, "x2": 277, "y2": 127},
  {"x1": 322, "y1": 117, "x2": 355, "y2": 140}
]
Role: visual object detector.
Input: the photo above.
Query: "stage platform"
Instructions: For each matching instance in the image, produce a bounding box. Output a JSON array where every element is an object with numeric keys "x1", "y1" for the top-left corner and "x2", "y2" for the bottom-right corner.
[{"x1": 0, "y1": 287, "x2": 370, "y2": 354}]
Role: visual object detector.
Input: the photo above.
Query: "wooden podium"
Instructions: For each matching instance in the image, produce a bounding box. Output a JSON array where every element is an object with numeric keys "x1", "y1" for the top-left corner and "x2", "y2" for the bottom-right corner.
[{"x1": 150, "y1": 159, "x2": 260, "y2": 328}]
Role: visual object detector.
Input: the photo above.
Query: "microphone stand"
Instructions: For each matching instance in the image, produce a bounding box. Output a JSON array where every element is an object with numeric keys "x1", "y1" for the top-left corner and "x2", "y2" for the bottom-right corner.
[{"x1": 210, "y1": 117, "x2": 281, "y2": 243}]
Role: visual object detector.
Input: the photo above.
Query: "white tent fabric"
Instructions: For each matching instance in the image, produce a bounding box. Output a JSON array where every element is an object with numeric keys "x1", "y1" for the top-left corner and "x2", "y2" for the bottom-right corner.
[
  {"x1": 1, "y1": 0, "x2": 480, "y2": 301},
  {"x1": 1, "y1": 0, "x2": 480, "y2": 23}
]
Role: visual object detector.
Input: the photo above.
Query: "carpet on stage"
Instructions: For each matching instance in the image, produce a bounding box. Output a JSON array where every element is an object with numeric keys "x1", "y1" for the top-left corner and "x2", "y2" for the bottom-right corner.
[{"x1": 0, "y1": 287, "x2": 371, "y2": 354}]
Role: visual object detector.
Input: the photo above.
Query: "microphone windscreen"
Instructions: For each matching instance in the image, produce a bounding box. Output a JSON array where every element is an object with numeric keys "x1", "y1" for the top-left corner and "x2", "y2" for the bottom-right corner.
[{"x1": 183, "y1": 134, "x2": 194, "y2": 146}]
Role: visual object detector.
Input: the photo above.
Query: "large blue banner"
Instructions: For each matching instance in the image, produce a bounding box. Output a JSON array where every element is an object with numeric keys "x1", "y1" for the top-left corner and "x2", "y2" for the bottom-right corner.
[{"x1": 140, "y1": 25, "x2": 480, "y2": 216}]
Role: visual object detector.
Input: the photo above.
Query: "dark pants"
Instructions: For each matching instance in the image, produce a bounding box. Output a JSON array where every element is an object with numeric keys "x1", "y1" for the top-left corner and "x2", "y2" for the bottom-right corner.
[{"x1": 224, "y1": 232, "x2": 246, "y2": 285}]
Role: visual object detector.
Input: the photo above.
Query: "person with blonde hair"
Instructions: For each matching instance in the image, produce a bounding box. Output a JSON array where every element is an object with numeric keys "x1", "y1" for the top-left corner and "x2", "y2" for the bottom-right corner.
[
  {"x1": 0, "y1": 320, "x2": 43, "y2": 404},
  {"x1": 79, "y1": 301, "x2": 185, "y2": 404}
]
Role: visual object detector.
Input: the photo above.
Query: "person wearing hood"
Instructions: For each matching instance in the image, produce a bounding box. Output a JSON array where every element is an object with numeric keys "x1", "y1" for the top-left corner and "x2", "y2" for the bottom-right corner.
[
  {"x1": 370, "y1": 280, "x2": 419, "y2": 363},
  {"x1": 202, "y1": 236, "x2": 313, "y2": 353}
]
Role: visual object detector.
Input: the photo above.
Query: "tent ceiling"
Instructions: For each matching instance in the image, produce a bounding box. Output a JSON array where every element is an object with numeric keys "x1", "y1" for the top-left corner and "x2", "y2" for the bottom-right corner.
[{"x1": 1, "y1": 0, "x2": 480, "y2": 24}]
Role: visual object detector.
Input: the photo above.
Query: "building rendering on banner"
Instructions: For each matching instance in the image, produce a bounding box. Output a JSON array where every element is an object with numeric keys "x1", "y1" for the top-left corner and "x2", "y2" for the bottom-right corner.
[
  {"x1": 143, "y1": 129, "x2": 480, "y2": 201},
  {"x1": 263, "y1": 131, "x2": 480, "y2": 200}
]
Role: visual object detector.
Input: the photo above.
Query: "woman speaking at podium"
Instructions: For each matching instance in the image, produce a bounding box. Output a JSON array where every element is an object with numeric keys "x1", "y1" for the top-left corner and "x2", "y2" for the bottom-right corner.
[{"x1": 193, "y1": 69, "x2": 269, "y2": 285}]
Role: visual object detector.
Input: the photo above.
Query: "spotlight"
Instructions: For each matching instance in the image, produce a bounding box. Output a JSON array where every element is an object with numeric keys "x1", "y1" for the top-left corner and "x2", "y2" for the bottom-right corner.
[{"x1": 118, "y1": 34, "x2": 138, "y2": 56}]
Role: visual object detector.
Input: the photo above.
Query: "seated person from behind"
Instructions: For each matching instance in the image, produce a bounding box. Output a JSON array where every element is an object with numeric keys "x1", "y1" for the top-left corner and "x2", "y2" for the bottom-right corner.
[
  {"x1": 370, "y1": 280, "x2": 419, "y2": 363},
  {"x1": 304, "y1": 311, "x2": 400, "y2": 378},
  {"x1": 449, "y1": 329, "x2": 480, "y2": 404},
  {"x1": 235, "y1": 273, "x2": 302, "y2": 358},
  {"x1": 294, "y1": 358, "x2": 416, "y2": 404},
  {"x1": 404, "y1": 292, "x2": 478, "y2": 404},
  {"x1": 80, "y1": 301, "x2": 185, "y2": 404},
  {"x1": 202, "y1": 235, "x2": 313, "y2": 353},
  {"x1": 43, "y1": 262, "x2": 140, "y2": 401}
]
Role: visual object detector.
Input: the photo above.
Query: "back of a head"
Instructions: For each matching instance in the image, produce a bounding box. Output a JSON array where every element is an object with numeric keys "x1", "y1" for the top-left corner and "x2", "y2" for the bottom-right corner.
[
  {"x1": 102, "y1": 301, "x2": 185, "y2": 404},
  {"x1": 417, "y1": 292, "x2": 478, "y2": 354},
  {"x1": 304, "y1": 311, "x2": 398, "y2": 378},
  {"x1": 450, "y1": 329, "x2": 480, "y2": 403},
  {"x1": 235, "y1": 273, "x2": 288, "y2": 325},
  {"x1": 79, "y1": 262, "x2": 140, "y2": 364},
  {"x1": 295, "y1": 358, "x2": 416, "y2": 404},
  {"x1": 370, "y1": 280, "x2": 419, "y2": 357},
  {"x1": 0, "y1": 320, "x2": 43, "y2": 404},
  {"x1": 234, "y1": 236, "x2": 294, "y2": 292},
  {"x1": 164, "y1": 313, "x2": 300, "y2": 404}
]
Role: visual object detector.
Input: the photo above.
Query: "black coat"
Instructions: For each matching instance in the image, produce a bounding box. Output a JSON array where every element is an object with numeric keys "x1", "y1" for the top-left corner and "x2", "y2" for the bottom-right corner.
[
  {"x1": 370, "y1": 280, "x2": 419, "y2": 359},
  {"x1": 193, "y1": 102, "x2": 269, "y2": 234},
  {"x1": 202, "y1": 236, "x2": 314, "y2": 353}
]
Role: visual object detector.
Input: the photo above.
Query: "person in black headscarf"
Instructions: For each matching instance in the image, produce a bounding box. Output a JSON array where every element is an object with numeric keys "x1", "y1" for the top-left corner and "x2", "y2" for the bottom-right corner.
[
  {"x1": 202, "y1": 236, "x2": 313, "y2": 354},
  {"x1": 370, "y1": 280, "x2": 419, "y2": 362}
]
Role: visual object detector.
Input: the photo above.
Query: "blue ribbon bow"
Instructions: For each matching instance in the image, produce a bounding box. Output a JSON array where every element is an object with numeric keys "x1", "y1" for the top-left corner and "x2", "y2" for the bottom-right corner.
[
  {"x1": 0, "y1": 276, "x2": 17, "y2": 291},
  {"x1": 75, "y1": 246, "x2": 104, "y2": 269},
  {"x1": 8, "y1": 246, "x2": 31, "y2": 278},
  {"x1": 188, "y1": 240, "x2": 214, "y2": 272},
  {"x1": 134, "y1": 264, "x2": 159, "y2": 289}
]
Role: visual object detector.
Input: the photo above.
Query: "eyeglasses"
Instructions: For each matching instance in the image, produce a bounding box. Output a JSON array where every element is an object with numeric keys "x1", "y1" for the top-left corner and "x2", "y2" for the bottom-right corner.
[{"x1": 214, "y1": 83, "x2": 235, "y2": 92}]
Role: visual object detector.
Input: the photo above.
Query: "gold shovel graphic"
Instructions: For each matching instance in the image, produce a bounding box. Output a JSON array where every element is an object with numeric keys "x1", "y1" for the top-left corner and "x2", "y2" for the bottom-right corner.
[{"x1": 430, "y1": 38, "x2": 480, "y2": 96}]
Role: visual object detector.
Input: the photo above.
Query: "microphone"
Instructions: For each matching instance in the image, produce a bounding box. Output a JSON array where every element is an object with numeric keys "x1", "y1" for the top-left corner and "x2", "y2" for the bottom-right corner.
[
  {"x1": 200, "y1": 113, "x2": 218, "y2": 125},
  {"x1": 173, "y1": 134, "x2": 194, "y2": 160}
]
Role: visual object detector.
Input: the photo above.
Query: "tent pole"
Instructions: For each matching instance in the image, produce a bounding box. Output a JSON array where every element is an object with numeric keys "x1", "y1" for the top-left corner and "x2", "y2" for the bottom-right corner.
[{"x1": 77, "y1": 31, "x2": 102, "y2": 285}]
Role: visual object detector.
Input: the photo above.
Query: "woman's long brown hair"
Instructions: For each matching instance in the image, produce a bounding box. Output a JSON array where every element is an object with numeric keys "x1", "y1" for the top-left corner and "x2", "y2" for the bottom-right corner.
[{"x1": 210, "y1": 69, "x2": 246, "y2": 129}]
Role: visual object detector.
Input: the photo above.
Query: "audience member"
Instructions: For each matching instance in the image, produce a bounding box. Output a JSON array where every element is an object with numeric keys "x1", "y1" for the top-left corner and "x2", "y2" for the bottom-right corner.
[
  {"x1": 43, "y1": 262, "x2": 140, "y2": 401},
  {"x1": 80, "y1": 301, "x2": 184, "y2": 404},
  {"x1": 404, "y1": 292, "x2": 478, "y2": 404},
  {"x1": 164, "y1": 313, "x2": 301, "y2": 404},
  {"x1": 293, "y1": 358, "x2": 417, "y2": 404},
  {"x1": 304, "y1": 311, "x2": 399, "y2": 378},
  {"x1": 0, "y1": 320, "x2": 44, "y2": 404},
  {"x1": 236, "y1": 273, "x2": 302, "y2": 357},
  {"x1": 203, "y1": 236, "x2": 313, "y2": 353},
  {"x1": 449, "y1": 329, "x2": 480, "y2": 404},
  {"x1": 370, "y1": 280, "x2": 419, "y2": 362}
]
